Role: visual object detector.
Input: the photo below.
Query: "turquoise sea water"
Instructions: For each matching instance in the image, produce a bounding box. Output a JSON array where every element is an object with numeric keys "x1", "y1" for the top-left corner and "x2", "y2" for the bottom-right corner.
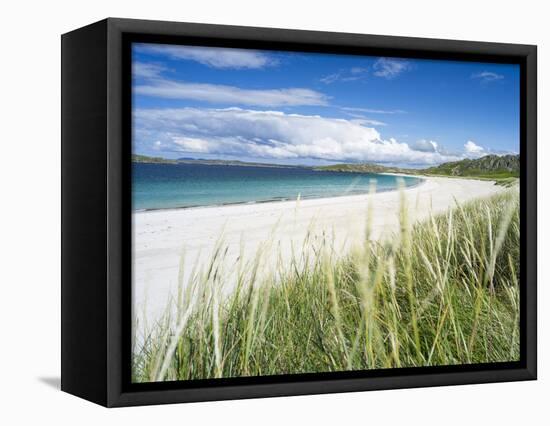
[{"x1": 132, "y1": 163, "x2": 423, "y2": 211}]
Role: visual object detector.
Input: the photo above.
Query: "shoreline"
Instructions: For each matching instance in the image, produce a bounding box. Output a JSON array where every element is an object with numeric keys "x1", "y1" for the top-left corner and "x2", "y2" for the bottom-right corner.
[
  {"x1": 132, "y1": 175, "x2": 506, "y2": 325},
  {"x1": 133, "y1": 176, "x2": 426, "y2": 213}
]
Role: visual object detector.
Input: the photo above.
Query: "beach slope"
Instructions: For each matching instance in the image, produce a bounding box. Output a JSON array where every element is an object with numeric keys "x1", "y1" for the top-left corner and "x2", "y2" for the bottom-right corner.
[{"x1": 132, "y1": 176, "x2": 505, "y2": 323}]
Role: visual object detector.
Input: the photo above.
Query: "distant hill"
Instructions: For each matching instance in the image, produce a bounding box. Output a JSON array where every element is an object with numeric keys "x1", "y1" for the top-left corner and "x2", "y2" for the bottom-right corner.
[
  {"x1": 422, "y1": 155, "x2": 519, "y2": 178},
  {"x1": 132, "y1": 154, "x2": 177, "y2": 164},
  {"x1": 132, "y1": 154, "x2": 303, "y2": 169},
  {"x1": 176, "y1": 158, "x2": 302, "y2": 168},
  {"x1": 133, "y1": 153, "x2": 519, "y2": 180},
  {"x1": 316, "y1": 154, "x2": 519, "y2": 180},
  {"x1": 315, "y1": 163, "x2": 408, "y2": 174}
]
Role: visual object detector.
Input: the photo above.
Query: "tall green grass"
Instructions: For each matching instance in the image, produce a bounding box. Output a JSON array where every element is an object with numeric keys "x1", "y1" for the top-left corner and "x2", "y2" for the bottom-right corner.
[{"x1": 132, "y1": 188, "x2": 520, "y2": 382}]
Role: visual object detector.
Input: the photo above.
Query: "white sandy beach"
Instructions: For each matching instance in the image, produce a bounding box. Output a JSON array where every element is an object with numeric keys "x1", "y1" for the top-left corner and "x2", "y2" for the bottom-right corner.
[{"x1": 132, "y1": 176, "x2": 505, "y2": 324}]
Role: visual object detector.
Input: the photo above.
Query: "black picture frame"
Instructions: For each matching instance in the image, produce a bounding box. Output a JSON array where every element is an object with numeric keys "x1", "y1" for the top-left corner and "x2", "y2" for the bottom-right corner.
[{"x1": 61, "y1": 17, "x2": 537, "y2": 407}]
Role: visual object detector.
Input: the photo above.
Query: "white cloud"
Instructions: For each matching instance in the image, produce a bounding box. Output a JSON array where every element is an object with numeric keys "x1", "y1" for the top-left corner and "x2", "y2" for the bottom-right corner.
[
  {"x1": 464, "y1": 140, "x2": 485, "y2": 156},
  {"x1": 320, "y1": 67, "x2": 368, "y2": 84},
  {"x1": 471, "y1": 71, "x2": 504, "y2": 83},
  {"x1": 135, "y1": 79, "x2": 329, "y2": 107},
  {"x1": 373, "y1": 58, "x2": 411, "y2": 79},
  {"x1": 133, "y1": 62, "x2": 166, "y2": 78},
  {"x1": 135, "y1": 44, "x2": 275, "y2": 69},
  {"x1": 411, "y1": 139, "x2": 438, "y2": 153},
  {"x1": 348, "y1": 117, "x2": 387, "y2": 127},
  {"x1": 320, "y1": 72, "x2": 347, "y2": 84},
  {"x1": 172, "y1": 137, "x2": 210, "y2": 153},
  {"x1": 134, "y1": 107, "x2": 464, "y2": 166},
  {"x1": 341, "y1": 111, "x2": 387, "y2": 126},
  {"x1": 341, "y1": 106, "x2": 406, "y2": 114}
]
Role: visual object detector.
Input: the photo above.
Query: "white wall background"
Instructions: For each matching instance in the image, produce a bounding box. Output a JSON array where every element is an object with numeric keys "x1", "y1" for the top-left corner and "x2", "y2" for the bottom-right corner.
[{"x1": 0, "y1": 0, "x2": 546, "y2": 423}]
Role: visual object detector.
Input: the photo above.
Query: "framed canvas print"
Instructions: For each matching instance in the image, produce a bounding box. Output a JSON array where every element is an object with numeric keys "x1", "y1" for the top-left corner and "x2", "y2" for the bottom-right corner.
[{"x1": 61, "y1": 18, "x2": 537, "y2": 407}]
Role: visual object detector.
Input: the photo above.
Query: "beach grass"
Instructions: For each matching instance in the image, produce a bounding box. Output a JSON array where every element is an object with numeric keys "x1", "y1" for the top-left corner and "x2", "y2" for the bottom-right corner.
[{"x1": 132, "y1": 187, "x2": 520, "y2": 383}]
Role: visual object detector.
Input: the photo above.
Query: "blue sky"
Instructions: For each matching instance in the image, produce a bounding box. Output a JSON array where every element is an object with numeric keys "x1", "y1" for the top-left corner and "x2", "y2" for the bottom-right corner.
[{"x1": 132, "y1": 43, "x2": 519, "y2": 167}]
